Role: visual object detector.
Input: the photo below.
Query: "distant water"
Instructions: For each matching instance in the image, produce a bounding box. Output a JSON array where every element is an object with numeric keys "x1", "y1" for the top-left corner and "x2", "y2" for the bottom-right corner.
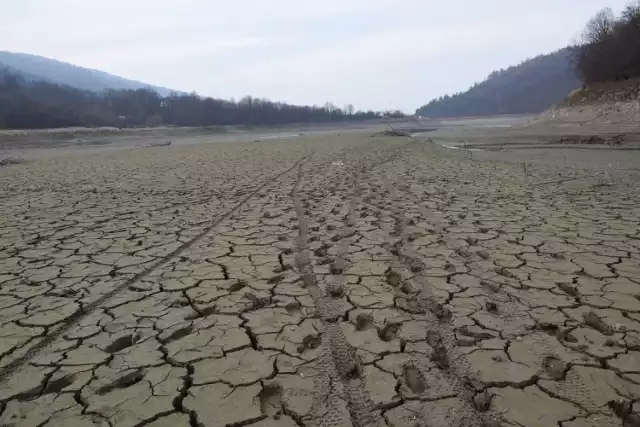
[{"x1": 411, "y1": 136, "x2": 484, "y2": 152}]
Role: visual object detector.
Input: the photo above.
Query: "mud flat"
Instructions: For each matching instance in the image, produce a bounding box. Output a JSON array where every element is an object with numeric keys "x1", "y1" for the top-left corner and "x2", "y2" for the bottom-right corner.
[{"x1": 0, "y1": 128, "x2": 639, "y2": 427}]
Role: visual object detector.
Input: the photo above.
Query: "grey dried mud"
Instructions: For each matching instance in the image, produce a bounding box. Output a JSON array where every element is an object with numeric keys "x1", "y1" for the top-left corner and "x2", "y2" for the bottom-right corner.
[{"x1": 0, "y1": 133, "x2": 639, "y2": 427}]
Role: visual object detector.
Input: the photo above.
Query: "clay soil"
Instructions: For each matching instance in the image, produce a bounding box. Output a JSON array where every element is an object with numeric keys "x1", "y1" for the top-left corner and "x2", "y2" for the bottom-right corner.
[{"x1": 0, "y1": 120, "x2": 639, "y2": 426}]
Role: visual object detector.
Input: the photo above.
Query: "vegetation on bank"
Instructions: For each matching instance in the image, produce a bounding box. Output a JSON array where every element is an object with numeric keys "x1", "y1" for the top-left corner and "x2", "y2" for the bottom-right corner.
[
  {"x1": 0, "y1": 67, "x2": 403, "y2": 130},
  {"x1": 573, "y1": 2, "x2": 640, "y2": 85}
]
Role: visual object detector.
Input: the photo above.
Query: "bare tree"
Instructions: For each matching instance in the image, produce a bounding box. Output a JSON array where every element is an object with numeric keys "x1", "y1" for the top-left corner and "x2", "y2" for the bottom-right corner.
[
  {"x1": 346, "y1": 104, "x2": 355, "y2": 116},
  {"x1": 573, "y1": 4, "x2": 640, "y2": 84},
  {"x1": 582, "y1": 8, "x2": 615, "y2": 44},
  {"x1": 621, "y1": 1, "x2": 640, "y2": 23}
]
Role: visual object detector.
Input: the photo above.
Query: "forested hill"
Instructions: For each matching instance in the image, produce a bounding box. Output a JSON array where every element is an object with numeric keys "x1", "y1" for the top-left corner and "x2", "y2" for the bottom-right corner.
[
  {"x1": 0, "y1": 68, "x2": 403, "y2": 129},
  {"x1": 0, "y1": 51, "x2": 174, "y2": 96},
  {"x1": 415, "y1": 48, "x2": 581, "y2": 117}
]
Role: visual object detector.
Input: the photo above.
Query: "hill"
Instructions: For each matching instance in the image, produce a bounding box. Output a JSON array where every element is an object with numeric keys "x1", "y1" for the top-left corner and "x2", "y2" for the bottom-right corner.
[
  {"x1": 0, "y1": 67, "x2": 401, "y2": 129},
  {"x1": 416, "y1": 48, "x2": 581, "y2": 118},
  {"x1": 0, "y1": 51, "x2": 174, "y2": 96}
]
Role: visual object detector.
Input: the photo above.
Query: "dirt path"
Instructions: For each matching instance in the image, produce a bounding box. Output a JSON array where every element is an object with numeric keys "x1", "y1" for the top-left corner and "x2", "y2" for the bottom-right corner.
[{"x1": 0, "y1": 133, "x2": 639, "y2": 426}]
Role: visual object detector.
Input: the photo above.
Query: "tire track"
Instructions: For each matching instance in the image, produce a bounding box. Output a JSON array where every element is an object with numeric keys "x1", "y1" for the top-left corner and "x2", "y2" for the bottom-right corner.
[
  {"x1": 370, "y1": 172, "x2": 495, "y2": 427},
  {"x1": 319, "y1": 144, "x2": 495, "y2": 426},
  {"x1": 0, "y1": 153, "x2": 313, "y2": 384},
  {"x1": 387, "y1": 168, "x2": 624, "y2": 421},
  {"x1": 289, "y1": 142, "x2": 495, "y2": 426},
  {"x1": 301, "y1": 142, "x2": 412, "y2": 426},
  {"x1": 344, "y1": 146, "x2": 493, "y2": 425},
  {"x1": 290, "y1": 157, "x2": 382, "y2": 427}
]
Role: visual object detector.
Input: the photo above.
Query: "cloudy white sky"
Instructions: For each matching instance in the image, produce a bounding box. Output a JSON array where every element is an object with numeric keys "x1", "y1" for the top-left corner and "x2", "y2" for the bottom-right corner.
[{"x1": 1, "y1": 1, "x2": 633, "y2": 111}]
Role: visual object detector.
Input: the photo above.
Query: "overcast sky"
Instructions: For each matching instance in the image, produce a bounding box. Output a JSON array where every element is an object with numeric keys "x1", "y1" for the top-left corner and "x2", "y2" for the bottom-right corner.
[{"x1": 1, "y1": 1, "x2": 633, "y2": 111}]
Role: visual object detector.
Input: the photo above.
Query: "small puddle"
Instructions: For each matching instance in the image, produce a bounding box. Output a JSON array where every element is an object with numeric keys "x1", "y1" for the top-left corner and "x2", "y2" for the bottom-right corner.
[
  {"x1": 435, "y1": 142, "x2": 484, "y2": 152},
  {"x1": 257, "y1": 132, "x2": 305, "y2": 141},
  {"x1": 410, "y1": 133, "x2": 484, "y2": 152}
]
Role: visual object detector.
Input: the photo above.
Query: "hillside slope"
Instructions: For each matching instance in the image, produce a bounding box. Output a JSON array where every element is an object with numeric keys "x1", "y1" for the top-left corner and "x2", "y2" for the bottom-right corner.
[
  {"x1": 533, "y1": 5, "x2": 640, "y2": 127},
  {"x1": 534, "y1": 78, "x2": 640, "y2": 125},
  {"x1": 0, "y1": 51, "x2": 174, "y2": 96},
  {"x1": 416, "y1": 48, "x2": 581, "y2": 118}
]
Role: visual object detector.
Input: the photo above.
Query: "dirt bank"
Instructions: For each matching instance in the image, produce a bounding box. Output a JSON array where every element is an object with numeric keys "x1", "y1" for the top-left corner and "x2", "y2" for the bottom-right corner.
[{"x1": 533, "y1": 78, "x2": 640, "y2": 126}]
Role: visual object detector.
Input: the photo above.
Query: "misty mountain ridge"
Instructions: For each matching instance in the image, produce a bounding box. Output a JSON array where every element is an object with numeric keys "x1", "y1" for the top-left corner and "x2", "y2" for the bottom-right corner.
[
  {"x1": 0, "y1": 55, "x2": 402, "y2": 130},
  {"x1": 0, "y1": 51, "x2": 175, "y2": 96},
  {"x1": 416, "y1": 48, "x2": 581, "y2": 118},
  {"x1": 2, "y1": 48, "x2": 582, "y2": 123}
]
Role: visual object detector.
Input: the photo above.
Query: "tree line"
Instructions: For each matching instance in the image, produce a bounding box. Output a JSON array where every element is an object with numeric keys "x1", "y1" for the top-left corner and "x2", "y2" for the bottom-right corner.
[
  {"x1": 0, "y1": 70, "x2": 403, "y2": 129},
  {"x1": 415, "y1": 49, "x2": 580, "y2": 117},
  {"x1": 573, "y1": 2, "x2": 640, "y2": 84}
]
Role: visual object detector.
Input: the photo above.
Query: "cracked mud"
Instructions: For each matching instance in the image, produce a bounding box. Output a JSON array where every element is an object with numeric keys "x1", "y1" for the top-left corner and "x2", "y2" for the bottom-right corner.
[{"x1": 1, "y1": 133, "x2": 640, "y2": 427}]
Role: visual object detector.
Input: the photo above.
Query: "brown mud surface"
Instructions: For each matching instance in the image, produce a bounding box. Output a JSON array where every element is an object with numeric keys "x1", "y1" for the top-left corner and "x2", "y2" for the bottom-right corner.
[{"x1": 0, "y1": 125, "x2": 639, "y2": 426}]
